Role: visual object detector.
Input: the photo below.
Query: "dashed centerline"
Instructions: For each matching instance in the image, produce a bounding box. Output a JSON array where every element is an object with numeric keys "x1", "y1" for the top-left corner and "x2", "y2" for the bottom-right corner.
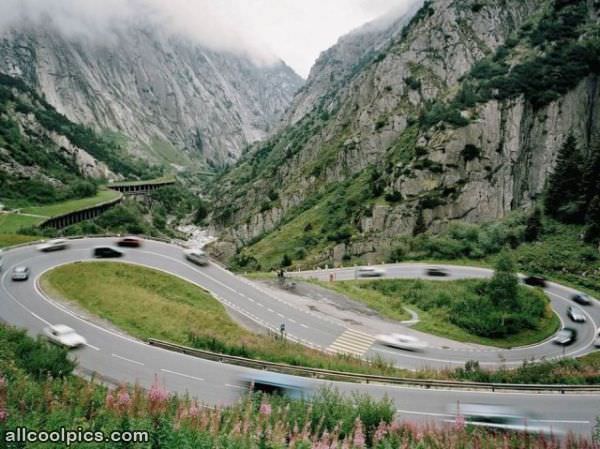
[
  {"x1": 111, "y1": 353, "x2": 144, "y2": 366},
  {"x1": 161, "y1": 368, "x2": 204, "y2": 382}
]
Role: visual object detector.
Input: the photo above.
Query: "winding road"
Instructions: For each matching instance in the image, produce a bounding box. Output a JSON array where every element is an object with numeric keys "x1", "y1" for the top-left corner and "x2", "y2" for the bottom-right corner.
[{"x1": 1, "y1": 237, "x2": 598, "y2": 435}]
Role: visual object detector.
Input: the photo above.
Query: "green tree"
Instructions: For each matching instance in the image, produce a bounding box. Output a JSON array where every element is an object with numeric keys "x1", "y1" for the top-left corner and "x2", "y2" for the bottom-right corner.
[
  {"x1": 281, "y1": 254, "x2": 292, "y2": 268},
  {"x1": 544, "y1": 134, "x2": 585, "y2": 222},
  {"x1": 583, "y1": 195, "x2": 600, "y2": 244},
  {"x1": 487, "y1": 251, "x2": 519, "y2": 309},
  {"x1": 524, "y1": 207, "x2": 543, "y2": 242}
]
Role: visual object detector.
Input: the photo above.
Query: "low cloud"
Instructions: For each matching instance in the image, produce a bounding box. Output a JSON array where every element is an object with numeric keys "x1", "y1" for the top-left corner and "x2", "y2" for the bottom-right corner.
[{"x1": 0, "y1": 0, "x2": 415, "y2": 76}]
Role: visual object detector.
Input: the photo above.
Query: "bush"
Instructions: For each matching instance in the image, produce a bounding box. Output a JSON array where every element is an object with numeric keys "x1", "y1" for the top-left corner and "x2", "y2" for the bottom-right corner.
[{"x1": 0, "y1": 326, "x2": 75, "y2": 379}]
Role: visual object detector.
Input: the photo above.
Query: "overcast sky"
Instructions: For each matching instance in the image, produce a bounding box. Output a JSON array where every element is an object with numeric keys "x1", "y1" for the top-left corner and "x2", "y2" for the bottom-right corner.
[{"x1": 0, "y1": 0, "x2": 413, "y2": 77}]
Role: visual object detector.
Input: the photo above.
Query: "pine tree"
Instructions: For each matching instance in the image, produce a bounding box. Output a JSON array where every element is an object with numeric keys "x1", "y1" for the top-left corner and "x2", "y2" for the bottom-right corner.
[
  {"x1": 524, "y1": 207, "x2": 543, "y2": 242},
  {"x1": 583, "y1": 195, "x2": 600, "y2": 244},
  {"x1": 487, "y1": 251, "x2": 519, "y2": 310},
  {"x1": 544, "y1": 134, "x2": 585, "y2": 222},
  {"x1": 581, "y1": 143, "x2": 600, "y2": 208}
]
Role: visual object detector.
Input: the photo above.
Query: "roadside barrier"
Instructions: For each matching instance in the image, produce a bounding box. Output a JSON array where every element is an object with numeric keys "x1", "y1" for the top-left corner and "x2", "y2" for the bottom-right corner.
[{"x1": 148, "y1": 338, "x2": 600, "y2": 394}]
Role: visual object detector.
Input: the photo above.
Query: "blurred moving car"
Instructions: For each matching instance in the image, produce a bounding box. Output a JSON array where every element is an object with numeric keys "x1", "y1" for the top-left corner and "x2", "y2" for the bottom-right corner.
[
  {"x1": 375, "y1": 333, "x2": 428, "y2": 351},
  {"x1": 184, "y1": 248, "x2": 209, "y2": 266},
  {"x1": 117, "y1": 236, "x2": 142, "y2": 247},
  {"x1": 36, "y1": 238, "x2": 69, "y2": 252},
  {"x1": 43, "y1": 325, "x2": 87, "y2": 348},
  {"x1": 567, "y1": 306, "x2": 586, "y2": 323},
  {"x1": 425, "y1": 267, "x2": 449, "y2": 277},
  {"x1": 553, "y1": 327, "x2": 577, "y2": 345},
  {"x1": 356, "y1": 266, "x2": 386, "y2": 278},
  {"x1": 571, "y1": 293, "x2": 593, "y2": 306},
  {"x1": 524, "y1": 275, "x2": 547, "y2": 287},
  {"x1": 93, "y1": 246, "x2": 124, "y2": 258},
  {"x1": 11, "y1": 266, "x2": 29, "y2": 281},
  {"x1": 445, "y1": 403, "x2": 559, "y2": 435},
  {"x1": 594, "y1": 330, "x2": 600, "y2": 348},
  {"x1": 238, "y1": 372, "x2": 312, "y2": 399}
]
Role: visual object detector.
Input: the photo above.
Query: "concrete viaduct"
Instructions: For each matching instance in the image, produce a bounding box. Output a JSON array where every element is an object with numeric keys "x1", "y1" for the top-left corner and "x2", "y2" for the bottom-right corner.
[{"x1": 40, "y1": 178, "x2": 176, "y2": 229}]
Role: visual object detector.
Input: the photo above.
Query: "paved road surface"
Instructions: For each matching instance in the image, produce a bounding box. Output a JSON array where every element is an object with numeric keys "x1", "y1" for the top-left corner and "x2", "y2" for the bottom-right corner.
[{"x1": 0, "y1": 238, "x2": 598, "y2": 435}]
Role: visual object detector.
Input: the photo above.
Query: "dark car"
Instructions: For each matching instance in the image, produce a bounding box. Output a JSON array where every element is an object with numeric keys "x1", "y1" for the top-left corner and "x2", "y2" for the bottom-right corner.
[
  {"x1": 117, "y1": 236, "x2": 142, "y2": 248},
  {"x1": 524, "y1": 275, "x2": 547, "y2": 287},
  {"x1": 572, "y1": 293, "x2": 593, "y2": 306},
  {"x1": 425, "y1": 267, "x2": 449, "y2": 277},
  {"x1": 93, "y1": 246, "x2": 124, "y2": 258},
  {"x1": 553, "y1": 327, "x2": 577, "y2": 346}
]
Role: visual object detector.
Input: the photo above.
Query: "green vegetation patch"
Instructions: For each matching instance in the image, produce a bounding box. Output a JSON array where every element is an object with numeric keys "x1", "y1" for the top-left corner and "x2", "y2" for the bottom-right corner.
[
  {"x1": 21, "y1": 189, "x2": 121, "y2": 217},
  {"x1": 316, "y1": 276, "x2": 558, "y2": 348},
  {"x1": 0, "y1": 214, "x2": 44, "y2": 234},
  {"x1": 0, "y1": 233, "x2": 39, "y2": 248},
  {"x1": 41, "y1": 262, "x2": 407, "y2": 376}
]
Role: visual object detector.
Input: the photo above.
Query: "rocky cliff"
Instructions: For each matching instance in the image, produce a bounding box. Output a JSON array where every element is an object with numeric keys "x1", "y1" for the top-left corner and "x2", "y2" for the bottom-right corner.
[
  {"x1": 0, "y1": 22, "x2": 303, "y2": 168},
  {"x1": 209, "y1": 0, "x2": 600, "y2": 268}
]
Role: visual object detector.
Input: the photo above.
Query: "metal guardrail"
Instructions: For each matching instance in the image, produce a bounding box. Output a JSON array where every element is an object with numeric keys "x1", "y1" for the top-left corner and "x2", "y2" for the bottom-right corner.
[{"x1": 148, "y1": 338, "x2": 600, "y2": 394}]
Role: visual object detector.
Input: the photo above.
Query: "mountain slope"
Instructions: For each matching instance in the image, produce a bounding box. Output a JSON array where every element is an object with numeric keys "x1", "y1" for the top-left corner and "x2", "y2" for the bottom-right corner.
[
  {"x1": 209, "y1": 0, "x2": 600, "y2": 268},
  {"x1": 0, "y1": 22, "x2": 303, "y2": 168},
  {"x1": 0, "y1": 73, "x2": 154, "y2": 205}
]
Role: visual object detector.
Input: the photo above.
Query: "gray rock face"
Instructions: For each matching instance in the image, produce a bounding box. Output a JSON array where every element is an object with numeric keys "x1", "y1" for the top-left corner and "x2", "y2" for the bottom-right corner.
[
  {"x1": 0, "y1": 22, "x2": 303, "y2": 166},
  {"x1": 215, "y1": 0, "x2": 547, "y2": 248}
]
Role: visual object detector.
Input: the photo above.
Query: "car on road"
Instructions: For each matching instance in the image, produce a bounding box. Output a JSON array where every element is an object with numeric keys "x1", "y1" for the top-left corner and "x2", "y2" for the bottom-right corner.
[
  {"x1": 375, "y1": 333, "x2": 428, "y2": 351},
  {"x1": 43, "y1": 325, "x2": 87, "y2": 348},
  {"x1": 425, "y1": 267, "x2": 449, "y2": 277},
  {"x1": 0, "y1": 249, "x2": 3, "y2": 271},
  {"x1": 595, "y1": 330, "x2": 600, "y2": 348},
  {"x1": 184, "y1": 248, "x2": 209, "y2": 266},
  {"x1": 445, "y1": 403, "x2": 558, "y2": 435},
  {"x1": 238, "y1": 372, "x2": 312, "y2": 399},
  {"x1": 567, "y1": 306, "x2": 586, "y2": 323},
  {"x1": 93, "y1": 246, "x2": 124, "y2": 258},
  {"x1": 11, "y1": 266, "x2": 29, "y2": 281},
  {"x1": 36, "y1": 238, "x2": 69, "y2": 252},
  {"x1": 571, "y1": 293, "x2": 593, "y2": 306},
  {"x1": 524, "y1": 275, "x2": 547, "y2": 287},
  {"x1": 356, "y1": 266, "x2": 386, "y2": 278},
  {"x1": 553, "y1": 327, "x2": 577, "y2": 345},
  {"x1": 117, "y1": 236, "x2": 142, "y2": 247}
]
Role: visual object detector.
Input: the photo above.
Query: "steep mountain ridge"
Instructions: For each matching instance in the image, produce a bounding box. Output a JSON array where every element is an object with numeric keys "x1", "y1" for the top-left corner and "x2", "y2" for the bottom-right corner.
[
  {"x1": 0, "y1": 22, "x2": 303, "y2": 168},
  {"x1": 209, "y1": 0, "x2": 600, "y2": 268},
  {"x1": 0, "y1": 73, "x2": 154, "y2": 204},
  {"x1": 284, "y1": 0, "x2": 425, "y2": 126}
]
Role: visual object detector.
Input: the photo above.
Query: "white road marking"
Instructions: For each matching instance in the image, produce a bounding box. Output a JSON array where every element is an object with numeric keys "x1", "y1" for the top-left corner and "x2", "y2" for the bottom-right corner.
[
  {"x1": 267, "y1": 308, "x2": 275, "y2": 313},
  {"x1": 301, "y1": 324, "x2": 309, "y2": 328},
  {"x1": 277, "y1": 313, "x2": 285, "y2": 319},
  {"x1": 85, "y1": 343, "x2": 100, "y2": 351},
  {"x1": 161, "y1": 368, "x2": 204, "y2": 382},
  {"x1": 289, "y1": 318, "x2": 297, "y2": 323},
  {"x1": 225, "y1": 383, "x2": 245, "y2": 390},
  {"x1": 111, "y1": 353, "x2": 144, "y2": 366}
]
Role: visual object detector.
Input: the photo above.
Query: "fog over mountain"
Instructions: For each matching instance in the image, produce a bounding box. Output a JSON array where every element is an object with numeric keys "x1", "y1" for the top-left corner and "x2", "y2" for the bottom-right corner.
[{"x1": 0, "y1": 0, "x2": 414, "y2": 77}]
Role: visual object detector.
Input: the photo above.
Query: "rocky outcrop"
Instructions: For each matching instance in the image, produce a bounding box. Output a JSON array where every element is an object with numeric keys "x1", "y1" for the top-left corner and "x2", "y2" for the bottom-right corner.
[
  {"x1": 0, "y1": 22, "x2": 303, "y2": 166},
  {"x1": 214, "y1": 0, "x2": 546, "y2": 243}
]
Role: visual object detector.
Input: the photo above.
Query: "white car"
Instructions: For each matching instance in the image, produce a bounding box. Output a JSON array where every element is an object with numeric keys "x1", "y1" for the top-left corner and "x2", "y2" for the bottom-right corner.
[
  {"x1": 594, "y1": 330, "x2": 600, "y2": 348},
  {"x1": 375, "y1": 333, "x2": 428, "y2": 351},
  {"x1": 356, "y1": 266, "x2": 386, "y2": 278},
  {"x1": 184, "y1": 248, "x2": 209, "y2": 266},
  {"x1": 43, "y1": 325, "x2": 87, "y2": 348},
  {"x1": 37, "y1": 238, "x2": 69, "y2": 252},
  {"x1": 567, "y1": 306, "x2": 586, "y2": 323}
]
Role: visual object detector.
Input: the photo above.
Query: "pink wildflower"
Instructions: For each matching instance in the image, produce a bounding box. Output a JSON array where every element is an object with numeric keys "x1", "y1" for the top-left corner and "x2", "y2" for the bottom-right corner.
[
  {"x1": 352, "y1": 417, "x2": 366, "y2": 448},
  {"x1": 259, "y1": 401, "x2": 272, "y2": 417},
  {"x1": 117, "y1": 389, "x2": 131, "y2": 408},
  {"x1": 188, "y1": 403, "x2": 201, "y2": 417},
  {"x1": 373, "y1": 421, "x2": 388, "y2": 443},
  {"x1": 0, "y1": 408, "x2": 7, "y2": 423}
]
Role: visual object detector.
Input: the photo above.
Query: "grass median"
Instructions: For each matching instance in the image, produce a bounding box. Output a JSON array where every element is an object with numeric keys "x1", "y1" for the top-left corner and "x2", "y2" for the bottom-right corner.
[
  {"x1": 313, "y1": 279, "x2": 560, "y2": 348},
  {"x1": 40, "y1": 262, "x2": 421, "y2": 377}
]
